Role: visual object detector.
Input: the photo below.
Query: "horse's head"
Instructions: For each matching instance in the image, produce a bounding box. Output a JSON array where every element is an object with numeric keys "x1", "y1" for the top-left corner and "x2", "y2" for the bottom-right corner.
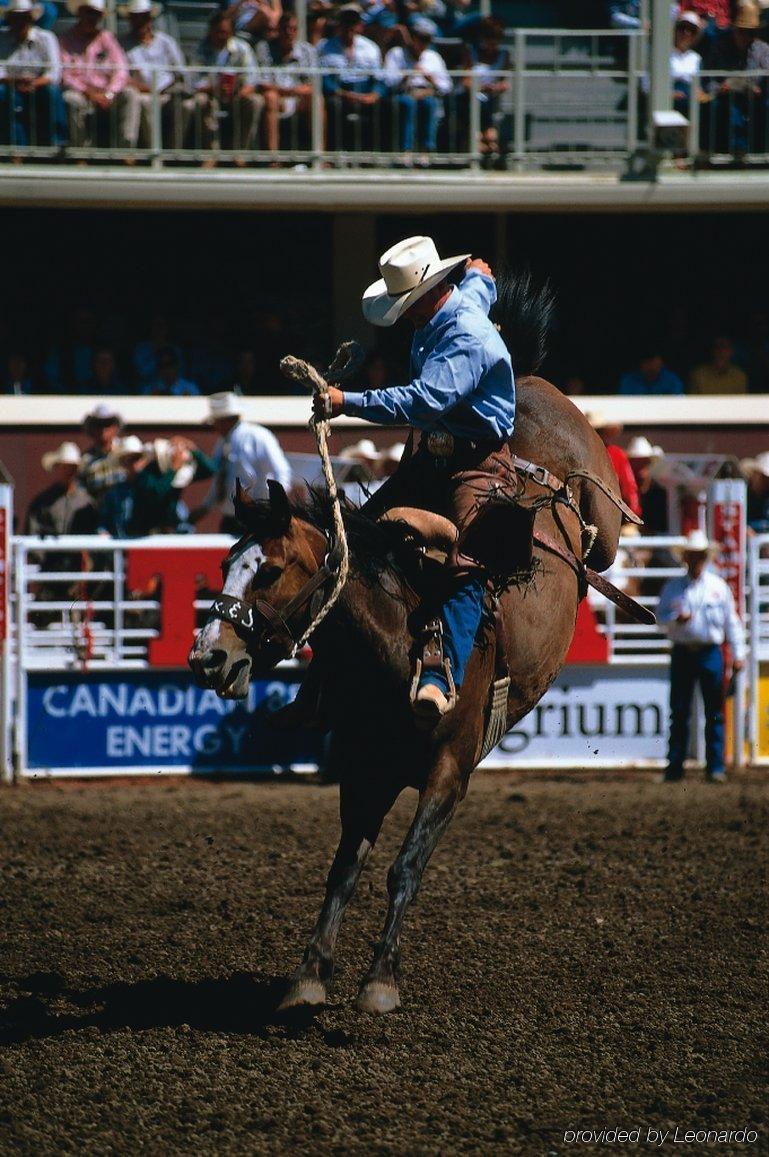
[{"x1": 188, "y1": 479, "x2": 331, "y2": 699}]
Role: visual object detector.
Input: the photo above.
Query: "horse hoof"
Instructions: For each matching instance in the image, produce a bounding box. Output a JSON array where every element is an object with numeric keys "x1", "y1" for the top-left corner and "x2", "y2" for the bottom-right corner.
[
  {"x1": 277, "y1": 978, "x2": 327, "y2": 1011},
  {"x1": 355, "y1": 982, "x2": 401, "y2": 1015}
]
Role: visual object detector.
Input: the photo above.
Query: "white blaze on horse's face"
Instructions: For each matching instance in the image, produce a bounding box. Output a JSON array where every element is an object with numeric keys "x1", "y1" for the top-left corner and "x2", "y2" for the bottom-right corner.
[{"x1": 189, "y1": 537, "x2": 265, "y2": 696}]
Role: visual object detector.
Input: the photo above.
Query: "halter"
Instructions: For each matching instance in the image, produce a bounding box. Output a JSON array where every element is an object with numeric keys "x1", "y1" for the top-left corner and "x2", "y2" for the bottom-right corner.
[{"x1": 205, "y1": 539, "x2": 343, "y2": 662}]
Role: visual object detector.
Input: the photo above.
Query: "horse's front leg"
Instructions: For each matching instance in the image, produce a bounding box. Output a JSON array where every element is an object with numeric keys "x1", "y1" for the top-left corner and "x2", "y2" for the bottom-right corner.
[
  {"x1": 356, "y1": 753, "x2": 463, "y2": 1014},
  {"x1": 279, "y1": 777, "x2": 399, "y2": 1011}
]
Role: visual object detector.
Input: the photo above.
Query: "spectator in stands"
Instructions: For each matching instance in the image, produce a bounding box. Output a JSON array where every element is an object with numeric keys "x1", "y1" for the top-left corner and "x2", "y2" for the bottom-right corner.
[
  {"x1": 190, "y1": 12, "x2": 264, "y2": 163},
  {"x1": 657, "y1": 528, "x2": 745, "y2": 783},
  {"x1": 142, "y1": 345, "x2": 199, "y2": 394},
  {"x1": 703, "y1": 2, "x2": 769, "y2": 155},
  {"x1": 187, "y1": 313, "x2": 234, "y2": 390},
  {"x1": 121, "y1": 0, "x2": 187, "y2": 148},
  {"x1": 79, "y1": 402, "x2": 125, "y2": 500},
  {"x1": 223, "y1": 0, "x2": 281, "y2": 45},
  {"x1": 1, "y1": 349, "x2": 33, "y2": 393},
  {"x1": 619, "y1": 344, "x2": 685, "y2": 395},
  {"x1": 384, "y1": 16, "x2": 450, "y2": 160},
  {"x1": 26, "y1": 440, "x2": 98, "y2": 535},
  {"x1": 255, "y1": 11, "x2": 317, "y2": 153},
  {"x1": 84, "y1": 346, "x2": 122, "y2": 394},
  {"x1": 320, "y1": 5, "x2": 384, "y2": 150},
  {"x1": 130, "y1": 436, "x2": 215, "y2": 534},
  {"x1": 462, "y1": 17, "x2": 510, "y2": 163},
  {"x1": 587, "y1": 411, "x2": 642, "y2": 519},
  {"x1": 741, "y1": 451, "x2": 769, "y2": 533},
  {"x1": 132, "y1": 311, "x2": 181, "y2": 388},
  {"x1": 690, "y1": 334, "x2": 748, "y2": 394},
  {"x1": 190, "y1": 391, "x2": 292, "y2": 532},
  {"x1": 626, "y1": 435, "x2": 668, "y2": 532},
  {"x1": 60, "y1": 0, "x2": 140, "y2": 152},
  {"x1": 683, "y1": 0, "x2": 733, "y2": 41},
  {"x1": 97, "y1": 434, "x2": 149, "y2": 537},
  {"x1": 671, "y1": 12, "x2": 702, "y2": 114},
  {"x1": 44, "y1": 305, "x2": 98, "y2": 390},
  {"x1": 0, "y1": 0, "x2": 66, "y2": 149}
]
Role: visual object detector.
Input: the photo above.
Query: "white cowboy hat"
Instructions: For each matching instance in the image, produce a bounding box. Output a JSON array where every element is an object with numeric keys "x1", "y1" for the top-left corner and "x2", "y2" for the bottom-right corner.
[
  {"x1": 676, "y1": 10, "x2": 703, "y2": 30},
  {"x1": 206, "y1": 392, "x2": 243, "y2": 424},
  {"x1": 112, "y1": 434, "x2": 148, "y2": 461},
  {"x1": 153, "y1": 438, "x2": 196, "y2": 489},
  {"x1": 673, "y1": 528, "x2": 720, "y2": 560},
  {"x1": 2, "y1": 0, "x2": 44, "y2": 19},
  {"x1": 82, "y1": 401, "x2": 122, "y2": 428},
  {"x1": 42, "y1": 441, "x2": 83, "y2": 472},
  {"x1": 741, "y1": 450, "x2": 769, "y2": 478},
  {"x1": 118, "y1": 0, "x2": 162, "y2": 16},
  {"x1": 382, "y1": 441, "x2": 406, "y2": 463},
  {"x1": 626, "y1": 435, "x2": 664, "y2": 460},
  {"x1": 66, "y1": 0, "x2": 106, "y2": 16},
  {"x1": 362, "y1": 236, "x2": 470, "y2": 328},
  {"x1": 343, "y1": 438, "x2": 379, "y2": 461}
]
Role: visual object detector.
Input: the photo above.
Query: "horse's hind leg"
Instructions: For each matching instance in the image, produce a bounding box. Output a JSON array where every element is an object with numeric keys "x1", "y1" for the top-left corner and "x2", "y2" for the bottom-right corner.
[
  {"x1": 279, "y1": 776, "x2": 399, "y2": 1011},
  {"x1": 356, "y1": 753, "x2": 463, "y2": 1015}
]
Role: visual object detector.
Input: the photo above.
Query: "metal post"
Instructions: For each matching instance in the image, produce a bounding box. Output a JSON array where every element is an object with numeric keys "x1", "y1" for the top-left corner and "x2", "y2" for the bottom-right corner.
[
  {"x1": 13, "y1": 541, "x2": 27, "y2": 782},
  {"x1": 295, "y1": 0, "x2": 307, "y2": 43},
  {"x1": 687, "y1": 73, "x2": 699, "y2": 161},
  {"x1": 626, "y1": 31, "x2": 639, "y2": 155},
  {"x1": 513, "y1": 29, "x2": 525, "y2": 170},
  {"x1": 311, "y1": 70, "x2": 324, "y2": 170},
  {"x1": 113, "y1": 544, "x2": 125, "y2": 665},
  {"x1": 150, "y1": 67, "x2": 163, "y2": 169},
  {"x1": 648, "y1": 0, "x2": 673, "y2": 143},
  {"x1": 747, "y1": 537, "x2": 759, "y2": 765},
  {"x1": 468, "y1": 71, "x2": 481, "y2": 171},
  {"x1": 0, "y1": 483, "x2": 11, "y2": 783}
]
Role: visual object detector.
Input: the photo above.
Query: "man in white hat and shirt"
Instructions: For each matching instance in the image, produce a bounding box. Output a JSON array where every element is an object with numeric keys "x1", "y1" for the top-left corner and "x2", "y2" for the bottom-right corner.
[
  {"x1": 0, "y1": 0, "x2": 66, "y2": 147},
  {"x1": 314, "y1": 234, "x2": 516, "y2": 727},
  {"x1": 190, "y1": 392, "x2": 292, "y2": 533},
  {"x1": 121, "y1": 0, "x2": 187, "y2": 147},
  {"x1": 657, "y1": 529, "x2": 745, "y2": 782},
  {"x1": 60, "y1": 0, "x2": 140, "y2": 150}
]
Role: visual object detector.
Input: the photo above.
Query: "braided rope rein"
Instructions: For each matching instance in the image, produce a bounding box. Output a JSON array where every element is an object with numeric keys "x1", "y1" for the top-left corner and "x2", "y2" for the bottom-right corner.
[{"x1": 279, "y1": 350, "x2": 353, "y2": 648}]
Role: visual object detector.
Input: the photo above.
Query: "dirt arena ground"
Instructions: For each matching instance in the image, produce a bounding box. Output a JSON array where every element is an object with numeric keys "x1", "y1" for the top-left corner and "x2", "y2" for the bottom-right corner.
[{"x1": 0, "y1": 771, "x2": 767, "y2": 1155}]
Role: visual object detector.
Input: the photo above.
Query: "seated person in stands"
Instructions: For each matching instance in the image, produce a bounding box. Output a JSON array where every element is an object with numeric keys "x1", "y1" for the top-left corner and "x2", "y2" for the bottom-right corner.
[
  {"x1": 689, "y1": 335, "x2": 748, "y2": 394},
  {"x1": 619, "y1": 343, "x2": 684, "y2": 396},
  {"x1": 1, "y1": 349, "x2": 33, "y2": 393},
  {"x1": 671, "y1": 12, "x2": 702, "y2": 115},
  {"x1": 142, "y1": 345, "x2": 199, "y2": 395},
  {"x1": 384, "y1": 16, "x2": 450, "y2": 159},
  {"x1": 255, "y1": 12, "x2": 317, "y2": 152},
  {"x1": 742, "y1": 451, "x2": 769, "y2": 534},
  {"x1": 320, "y1": 4, "x2": 384, "y2": 150},
  {"x1": 122, "y1": 0, "x2": 187, "y2": 148},
  {"x1": 83, "y1": 345, "x2": 123, "y2": 394},
  {"x1": 132, "y1": 311, "x2": 181, "y2": 388},
  {"x1": 222, "y1": 0, "x2": 281, "y2": 45},
  {"x1": 60, "y1": 0, "x2": 140, "y2": 151},
  {"x1": 461, "y1": 16, "x2": 510, "y2": 163},
  {"x1": 0, "y1": 0, "x2": 66, "y2": 149},
  {"x1": 678, "y1": 0, "x2": 731, "y2": 41},
  {"x1": 189, "y1": 12, "x2": 263, "y2": 162},
  {"x1": 79, "y1": 402, "x2": 125, "y2": 501},
  {"x1": 702, "y1": 3, "x2": 769, "y2": 155}
]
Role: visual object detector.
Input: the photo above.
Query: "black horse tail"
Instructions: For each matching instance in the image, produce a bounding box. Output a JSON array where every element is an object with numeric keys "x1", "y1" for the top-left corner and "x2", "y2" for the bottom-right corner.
[{"x1": 490, "y1": 268, "x2": 555, "y2": 378}]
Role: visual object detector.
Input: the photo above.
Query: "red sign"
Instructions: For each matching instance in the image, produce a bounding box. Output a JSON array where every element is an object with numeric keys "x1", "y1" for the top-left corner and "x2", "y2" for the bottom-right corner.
[
  {"x1": 565, "y1": 599, "x2": 609, "y2": 665},
  {"x1": 126, "y1": 548, "x2": 225, "y2": 667},
  {"x1": 709, "y1": 480, "x2": 746, "y2": 615},
  {"x1": 0, "y1": 506, "x2": 7, "y2": 646}
]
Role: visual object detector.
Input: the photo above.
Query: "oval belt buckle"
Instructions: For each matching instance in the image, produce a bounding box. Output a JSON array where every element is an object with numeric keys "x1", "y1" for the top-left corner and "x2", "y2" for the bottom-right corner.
[{"x1": 426, "y1": 430, "x2": 455, "y2": 458}]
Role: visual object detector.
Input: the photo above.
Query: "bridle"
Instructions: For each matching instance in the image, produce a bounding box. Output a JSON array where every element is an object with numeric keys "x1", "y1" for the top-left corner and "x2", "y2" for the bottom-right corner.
[{"x1": 204, "y1": 536, "x2": 344, "y2": 663}]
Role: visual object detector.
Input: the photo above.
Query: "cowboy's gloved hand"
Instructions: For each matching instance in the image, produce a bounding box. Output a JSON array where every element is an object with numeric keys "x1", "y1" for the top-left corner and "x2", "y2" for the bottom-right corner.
[
  {"x1": 466, "y1": 257, "x2": 493, "y2": 280},
  {"x1": 313, "y1": 387, "x2": 345, "y2": 421}
]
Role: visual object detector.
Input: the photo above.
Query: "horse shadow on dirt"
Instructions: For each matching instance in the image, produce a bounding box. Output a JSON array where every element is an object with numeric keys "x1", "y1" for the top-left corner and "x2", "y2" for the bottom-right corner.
[{"x1": 0, "y1": 971, "x2": 331, "y2": 1046}]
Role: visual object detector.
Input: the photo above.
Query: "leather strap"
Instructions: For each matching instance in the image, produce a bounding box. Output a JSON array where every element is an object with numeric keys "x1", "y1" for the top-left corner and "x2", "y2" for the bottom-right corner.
[
  {"x1": 510, "y1": 454, "x2": 566, "y2": 494},
  {"x1": 533, "y1": 528, "x2": 656, "y2": 626},
  {"x1": 565, "y1": 467, "x2": 643, "y2": 525}
]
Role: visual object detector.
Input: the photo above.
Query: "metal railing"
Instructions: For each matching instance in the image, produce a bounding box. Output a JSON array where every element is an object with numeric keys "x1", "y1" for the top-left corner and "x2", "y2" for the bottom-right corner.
[
  {"x1": 0, "y1": 29, "x2": 647, "y2": 170},
  {"x1": 687, "y1": 70, "x2": 769, "y2": 165}
]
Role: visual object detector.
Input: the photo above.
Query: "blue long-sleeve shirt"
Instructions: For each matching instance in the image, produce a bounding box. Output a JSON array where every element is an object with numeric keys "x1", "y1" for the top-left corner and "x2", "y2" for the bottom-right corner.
[{"x1": 343, "y1": 270, "x2": 515, "y2": 439}]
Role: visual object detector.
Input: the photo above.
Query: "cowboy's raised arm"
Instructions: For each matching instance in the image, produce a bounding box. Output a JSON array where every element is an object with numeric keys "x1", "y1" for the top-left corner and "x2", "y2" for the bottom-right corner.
[{"x1": 459, "y1": 259, "x2": 496, "y2": 315}]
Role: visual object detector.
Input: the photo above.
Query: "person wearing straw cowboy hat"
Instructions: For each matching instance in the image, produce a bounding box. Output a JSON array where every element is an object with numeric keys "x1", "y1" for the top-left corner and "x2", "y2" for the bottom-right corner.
[
  {"x1": 60, "y1": 0, "x2": 140, "y2": 151},
  {"x1": 314, "y1": 234, "x2": 515, "y2": 728},
  {"x1": 120, "y1": 0, "x2": 188, "y2": 148},
  {"x1": 657, "y1": 528, "x2": 745, "y2": 783},
  {"x1": 25, "y1": 441, "x2": 98, "y2": 538},
  {"x1": 190, "y1": 392, "x2": 292, "y2": 533},
  {"x1": 0, "y1": 0, "x2": 66, "y2": 148}
]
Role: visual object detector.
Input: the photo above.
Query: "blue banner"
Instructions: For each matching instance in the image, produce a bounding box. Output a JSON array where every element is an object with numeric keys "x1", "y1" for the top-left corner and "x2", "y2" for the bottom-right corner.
[{"x1": 26, "y1": 670, "x2": 322, "y2": 773}]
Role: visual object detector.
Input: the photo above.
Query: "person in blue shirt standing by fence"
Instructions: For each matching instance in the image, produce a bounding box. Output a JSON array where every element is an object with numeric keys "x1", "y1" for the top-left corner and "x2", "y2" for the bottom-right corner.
[{"x1": 315, "y1": 234, "x2": 517, "y2": 729}]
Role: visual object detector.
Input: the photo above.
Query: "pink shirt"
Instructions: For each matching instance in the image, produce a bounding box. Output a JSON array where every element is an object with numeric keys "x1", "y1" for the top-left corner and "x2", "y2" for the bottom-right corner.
[{"x1": 60, "y1": 26, "x2": 128, "y2": 95}]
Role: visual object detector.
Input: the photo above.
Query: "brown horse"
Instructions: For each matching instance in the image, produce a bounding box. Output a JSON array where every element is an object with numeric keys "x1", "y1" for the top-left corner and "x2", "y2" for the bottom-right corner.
[{"x1": 188, "y1": 361, "x2": 622, "y2": 1014}]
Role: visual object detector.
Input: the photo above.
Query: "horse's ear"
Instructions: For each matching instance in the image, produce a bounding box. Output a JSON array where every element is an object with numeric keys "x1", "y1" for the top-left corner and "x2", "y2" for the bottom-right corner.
[
  {"x1": 233, "y1": 478, "x2": 257, "y2": 524},
  {"x1": 267, "y1": 479, "x2": 291, "y2": 537}
]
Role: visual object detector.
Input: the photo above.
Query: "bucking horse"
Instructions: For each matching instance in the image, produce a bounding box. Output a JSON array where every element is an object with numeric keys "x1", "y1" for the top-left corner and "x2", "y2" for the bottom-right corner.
[{"x1": 189, "y1": 272, "x2": 649, "y2": 1014}]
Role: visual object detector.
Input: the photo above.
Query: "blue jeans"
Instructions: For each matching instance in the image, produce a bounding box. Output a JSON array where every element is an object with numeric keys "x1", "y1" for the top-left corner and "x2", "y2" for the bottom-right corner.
[
  {"x1": 666, "y1": 643, "x2": 725, "y2": 778},
  {"x1": 0, "y1": 82, "x2": 66, "y2": 147},
  {"x1": 420, "y1": 577, "x2": 485, "y2": 695},
  {"x1": 395, "y1": 92, "x2": 441, "y2": 153}
]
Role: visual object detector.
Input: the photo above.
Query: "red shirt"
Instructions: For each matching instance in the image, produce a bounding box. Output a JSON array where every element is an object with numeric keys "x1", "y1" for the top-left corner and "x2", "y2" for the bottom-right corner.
[
  {"x1": 680, "y1": 1, "x2": 731, "y2": 29},
  {"x1": 605, "y1": 444, "x2": 642, "y2": 519}
]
